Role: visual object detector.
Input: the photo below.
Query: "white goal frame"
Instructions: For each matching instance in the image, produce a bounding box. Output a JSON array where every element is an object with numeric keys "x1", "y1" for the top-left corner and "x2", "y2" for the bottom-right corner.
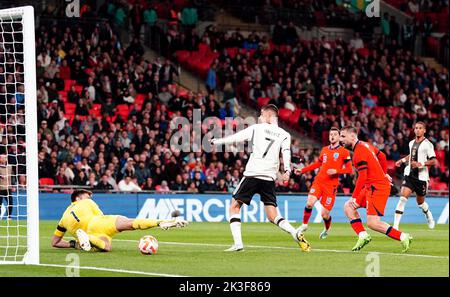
[{"x1": 0, "y1": 5, "x2": 39, "y2": 265}]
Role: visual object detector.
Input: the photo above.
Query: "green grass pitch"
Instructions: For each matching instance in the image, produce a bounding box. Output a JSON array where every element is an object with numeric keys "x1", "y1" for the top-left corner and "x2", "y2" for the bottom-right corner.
[{"x1": 0, "y1": 221, "x2": 448, "y2": 277}]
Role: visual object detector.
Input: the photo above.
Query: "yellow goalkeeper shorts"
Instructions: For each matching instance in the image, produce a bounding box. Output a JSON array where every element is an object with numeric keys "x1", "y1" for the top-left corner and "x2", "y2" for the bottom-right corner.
[{"x1": 87, "y1": 215, "x2": 119, "y2": 242}]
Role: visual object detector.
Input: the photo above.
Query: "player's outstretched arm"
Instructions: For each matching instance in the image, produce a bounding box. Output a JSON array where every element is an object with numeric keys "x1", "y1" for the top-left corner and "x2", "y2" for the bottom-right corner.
[
  {"x1": 295, "y1": 160, "x2": 321, "y2": 175},
  {"x1": 211, "y1": 125, "x2": 254, "y2": 146},
  {"x1": 159, "y1": 218, "x2": 189, "y2": 230},
  {"x1": 51, "y1": 234, "x2": 78, "y2": 249},
  {"x1": 395, "y1": 154, "x2": 410, "y2": 167}
]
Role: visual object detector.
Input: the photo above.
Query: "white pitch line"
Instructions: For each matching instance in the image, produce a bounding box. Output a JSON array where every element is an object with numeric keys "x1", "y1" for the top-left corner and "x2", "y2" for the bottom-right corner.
[
  {"x1": 114, "y1": 239, "x2": 449, "y2": 260},
  {"x1": 35, "y1": 263, "x2": 187, "y2": 277}
]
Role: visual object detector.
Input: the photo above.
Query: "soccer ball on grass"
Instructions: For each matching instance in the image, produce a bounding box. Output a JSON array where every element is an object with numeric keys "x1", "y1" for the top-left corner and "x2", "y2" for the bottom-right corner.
[{"x1": 139, "y1": 235, "x2": 158, "y2": 255}]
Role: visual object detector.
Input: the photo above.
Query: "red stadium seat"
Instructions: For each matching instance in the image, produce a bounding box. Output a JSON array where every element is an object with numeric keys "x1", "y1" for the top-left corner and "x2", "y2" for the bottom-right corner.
[
  {"x1": 321, "y1": 131, "x2": 329, "y2": 144},
  {"x1": 90, "y1": 104, "x2": 102, "y2": 119},
  {"x1": 39, "y1": 178, "x2": 54, "y2": 186},
  {"x1": 65, "y1": 103, "x2": 76, "y2": 116},
  {"x1": 308, "y1": 113, "x2": 319, "y2": 123},
  {"x1": 74, "y1": 85, "x2": 83, "y2": 94},
  {"x1": 374, "y1": 106, "x2": 385, "y2": 116},
  {"x1": 116, "y1": 104, "x2": 130, "y2": 120},
  {"x1": 289, "y1": 108, "x2": 302, "y2": 127},
  {"x1": 279, "y1": 108, "x2": 293, "y2": 122},
  {"x1": 434, "y1": 182, "x2": 449, "y2": 191},
  {"x1": 356, "y1": 48, "x2": 370, "y2": 58},
  {"x1": 58, "y1": 91, "x2": 68, "y2": 102},
  {"x1": 64, "y1": 79, "x2": 76, "y2": 91},
  {"x1": 198, "y1": 43, "x2": 210, "y2": 54},
  {"x1": 226, "y1": 47, "x2": 238, "y2": 59},
  {"x1": 257, "y1": 97, "x2": 270, "y2": 108},
  {"x1": 176, "y1": 50, "x2": 191, "y2": 65},
  {"x1": 388, "y1": 107, "x2": 400, "y2": 118}
]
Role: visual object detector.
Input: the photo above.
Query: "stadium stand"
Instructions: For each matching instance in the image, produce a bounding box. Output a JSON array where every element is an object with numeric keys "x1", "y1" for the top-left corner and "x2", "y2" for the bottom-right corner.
[{"x1": 34, "y1": 0, "x2": 448, "y2": 194}]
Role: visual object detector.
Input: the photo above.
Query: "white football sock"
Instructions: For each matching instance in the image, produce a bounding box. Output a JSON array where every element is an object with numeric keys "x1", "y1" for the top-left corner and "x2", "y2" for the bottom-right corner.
[
  {"x1": 229, "y1": 214, "x2": 243, "y2": 247},
  {"x1": 393, "y1": 196, "x2": 408, "y2": 229},
  {"x1": 418, "y1": 202, "x2": 434, "y2": 221},
  {"x1": 273, "y1": 215, "x2": 297, "y2": 240},
  {"x1": 358, "y1": 231, "x2": 369, "y2": 239},
  {"x1": 400, "y1": 232, "x2": 409, "y2": 241}
]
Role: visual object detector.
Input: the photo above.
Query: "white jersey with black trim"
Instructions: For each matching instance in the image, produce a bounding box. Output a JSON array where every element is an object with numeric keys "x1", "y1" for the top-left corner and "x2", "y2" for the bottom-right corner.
[
  {"x1": 404, "y1": 138, "x2": 436, "y2": 182},
  {"x1": 214, "y1": 123, "x2": 291, "y2": 181}
]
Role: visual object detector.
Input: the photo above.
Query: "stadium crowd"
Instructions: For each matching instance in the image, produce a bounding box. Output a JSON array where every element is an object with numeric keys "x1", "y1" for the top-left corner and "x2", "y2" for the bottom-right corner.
[{"x1": 33, "y1": 0, "x2": 449, "y2": 194}]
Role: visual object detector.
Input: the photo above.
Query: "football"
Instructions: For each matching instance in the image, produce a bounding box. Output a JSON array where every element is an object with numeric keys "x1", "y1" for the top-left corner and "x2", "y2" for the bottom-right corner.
[{"x1": 138, "y1": 235, "x2": 159, "y2": 255}]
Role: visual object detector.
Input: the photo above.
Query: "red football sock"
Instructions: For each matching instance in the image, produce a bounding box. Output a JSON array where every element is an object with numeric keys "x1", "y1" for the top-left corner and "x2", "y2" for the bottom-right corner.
[
  {"x1": 350, "y1": 218, "x2": 365, "y2": 235},
  {"x1": 303, "y1": 207, "x2": 313, "y2": 224},
  {"x1": 386, "y1": 226, "x2": 402, "y2": 241},
  {"x1": 324, "y1": 216, "x2": 332, "y2": 230}
]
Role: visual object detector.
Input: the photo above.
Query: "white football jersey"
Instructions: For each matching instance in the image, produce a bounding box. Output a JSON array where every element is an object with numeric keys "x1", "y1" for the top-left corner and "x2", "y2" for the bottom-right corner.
[
  {"x1": 214, "y1": 123, "x2": 291, "y2": 180},
  {"x1": 404, "y1": 138, "x2": 436, "y2": 182}
]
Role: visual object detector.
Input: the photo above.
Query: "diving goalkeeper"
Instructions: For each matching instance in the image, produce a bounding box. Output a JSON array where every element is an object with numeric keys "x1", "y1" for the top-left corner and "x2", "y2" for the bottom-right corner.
[{"x1": 51, "y1": 189, "x2": 188, "y2": 252}]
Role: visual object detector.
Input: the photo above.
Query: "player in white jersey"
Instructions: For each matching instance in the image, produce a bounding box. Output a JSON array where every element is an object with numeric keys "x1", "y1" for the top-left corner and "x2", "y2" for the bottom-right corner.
[
  {"x1": 393, "y1": 122, "x2": 438, "y2": 229},
  {"x1": 211, "y1": 104, "x2": 311, "y2": 252}
]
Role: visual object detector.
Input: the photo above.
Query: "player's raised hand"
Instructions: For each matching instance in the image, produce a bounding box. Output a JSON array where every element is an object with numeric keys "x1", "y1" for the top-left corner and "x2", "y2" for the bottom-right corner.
[
  {"x1": 395, "y1": 160, "x2": 403, "y2": 167},
  {"x1": 326, "y1": 169, "x2": 337, "y2": 175}
]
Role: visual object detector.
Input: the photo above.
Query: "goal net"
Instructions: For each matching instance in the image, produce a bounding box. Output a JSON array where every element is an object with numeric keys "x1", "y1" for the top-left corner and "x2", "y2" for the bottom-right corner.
[{"x1": 0, "y1": 6, "x2": 39, "y2": 265}]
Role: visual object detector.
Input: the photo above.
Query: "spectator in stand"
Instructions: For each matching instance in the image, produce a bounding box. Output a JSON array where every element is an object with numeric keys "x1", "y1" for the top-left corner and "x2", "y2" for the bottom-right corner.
[
  {"x1": 390, "y1": 15, "x2": 400, "y2": 43},
  {"x1": 118, "y1": 174, "x2": 142, "y2": 192},
  {"x1": 206, "y1": 62, "x2": 217, "y2": 95},
  {"x1": 130, "y1": 3, "x2": 144, "y2": 37},
  {"x1": 157, "y1": 180, "x2": 171, "y2": 193},
  {"x1": 349, "y1": 32, "x2": 364, "y2": 49},
  {"x1": 159, "y1": 59, "x2": 179, "y2": 85}
]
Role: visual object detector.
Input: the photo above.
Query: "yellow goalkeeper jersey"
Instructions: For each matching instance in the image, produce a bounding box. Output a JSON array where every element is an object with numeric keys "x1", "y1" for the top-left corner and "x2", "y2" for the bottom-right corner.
[{"x1": 54, "y1": 199, "x2": 103, "y2": 238}]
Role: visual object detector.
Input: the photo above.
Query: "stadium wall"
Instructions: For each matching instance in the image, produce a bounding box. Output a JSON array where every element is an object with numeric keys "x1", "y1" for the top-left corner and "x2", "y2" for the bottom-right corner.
[{"x1": 36, "y1": 193, "x2": 449, "y2": 224}]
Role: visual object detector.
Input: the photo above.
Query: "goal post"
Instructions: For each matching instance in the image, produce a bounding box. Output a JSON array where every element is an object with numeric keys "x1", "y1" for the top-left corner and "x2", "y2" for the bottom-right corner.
[{"x1": 0, "y1": 6, "x2": 39, "y2": 265}]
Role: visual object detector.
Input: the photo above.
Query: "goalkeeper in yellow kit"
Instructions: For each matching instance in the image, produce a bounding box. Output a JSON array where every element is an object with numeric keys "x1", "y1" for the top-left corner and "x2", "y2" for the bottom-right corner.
[{"x1": 51, "y1": 189, "x2": 188, "y2": 252}]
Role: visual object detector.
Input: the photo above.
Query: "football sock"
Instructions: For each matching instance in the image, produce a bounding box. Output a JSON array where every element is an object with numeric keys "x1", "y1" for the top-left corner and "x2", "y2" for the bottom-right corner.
[
  {"x1": 88, "y1": 235, "x2": 107, "y2": 250},
  {"x1": 393, "y1": 196, "x2": 408, "y2": 229},
  {"x1": 303, "y1": 207, "x2": 313, "y2": 224},
  {"x1": 418, "y1": 202, "x2": 434, "y2": 221},
  {"x1": 132, "y1": 219, "x2": 159, "y2": 230},
  {"x1": 385, "y1": 226, "x2": 402, "y2": 241},
  {"x1": 229, "y1": 214, "x2": 243, "y2": 247},
  {"x1": 350, "y1": 218, "x2": 366, "y2": 236},
  {"x1": 324, "y1": 216, "x2": 332, "y2": 231},
  {"x1": 273, "y1": 215, "x2": 297, "y2": 237}
]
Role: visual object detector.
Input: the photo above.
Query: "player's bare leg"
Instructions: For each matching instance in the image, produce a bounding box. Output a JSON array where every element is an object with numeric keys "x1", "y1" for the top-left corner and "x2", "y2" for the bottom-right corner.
[
  {"x1": 320, "y1": 208, "x2": 332, "y2": 239},
  {"x1": 115, "y1": 215, "x2": 188, "y2": 232},
  {"x1": 299, "y1": 195, "x2": 318, "y2": 233},
  {"x1": 225, "y1": 198, "x2": 244, "y2": 252},
  {"x1": 393, "y1": 187, "x2": 412, "y2": 229},
  {"x1": 344, "y1": 199, "x2": 372, "y2": 251},
  {"x1": 416, "y1": 195, "x2": 435, "y2": 229},
  {"x1": 367, "y1": 215, "x2": 413, "y2": 253},
  {"x1": 265, "y1": 204, "x2": 311, "y2": 252}
]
